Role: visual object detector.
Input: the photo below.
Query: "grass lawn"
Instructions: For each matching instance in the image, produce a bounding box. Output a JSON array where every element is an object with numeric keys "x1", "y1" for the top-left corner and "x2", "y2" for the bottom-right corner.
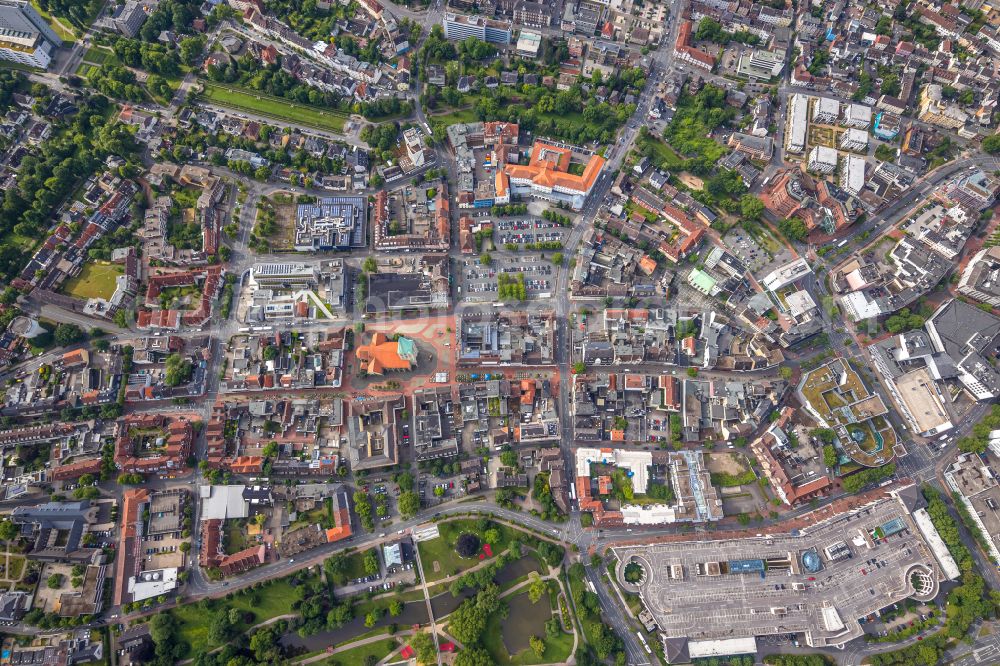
[
  {"x1": 173, "y1": 577, "x2": 307, "y2": 657},
  {"x1": 566, "y1": 569, "x2": 601, "y2": 649},
  {"x1": 199, "y1": 82, "x2": 347, "y2": 133},
  {"x1": 397, "y1": 583, "x2": 445, "y2": 602},
  {"x1": 417, "y1": 519, "x2": 514, "y2": 582},
  {"x1": 745, "y1": 221, "x2": 783, "y2": 255},
  {"x1": 80, "y1": 46, "x2": 118, "y2": 67},
  {"x1": 623, "y1": 200, "x2": 658, "y2": 223},
  {"x1": 6, "y1": 555, "x2": 25, "y2": 580},
  {"x1": 82, "y1": 47, "x2": 106, "y2": 64},
  {"x1": 10, "y1": 233, "x2": 37, "y2": 253},
  {"x1": 635, "y1": 134, "x2": 684, "y2": 168},
  {"x1": 326, "y1": 637, "x2": 399, "y2": 665},
  {"x1": 0, "y1": 60, "x2": 44, "y2": 73},
  {"x1": 480, "y1": 591, "x2": 573, "y2": 665},
  {"x1": 223, "y1": 520, "x2": 248, "y2": 555},
  {"x1": 604, "y1": 562, "x2": 642, "y2": 616},
  {"x1": 327, "y1": 551, "x2": 369, "y2": 586},
  {"x1": 228, "y1": 581, "x2": 306, "y2": 623},
  {"x1": 539, "y1": 109, "x2": 587, "y2": 127},
  {"x1": 428, "y1": 107, "x2": 479, "y2": 127},
  {"x1": 61, "y1": 261, "x2": 123, "y2": 300},
  {"x1": 29, "y1": 1, "x2": 76, "y2": 42}
]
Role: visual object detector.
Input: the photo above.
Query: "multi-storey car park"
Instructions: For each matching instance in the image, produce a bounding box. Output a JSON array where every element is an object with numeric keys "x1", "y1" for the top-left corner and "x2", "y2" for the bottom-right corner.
[{"x1": 611, "y1": 485, "x2": 960, "y2": 664}]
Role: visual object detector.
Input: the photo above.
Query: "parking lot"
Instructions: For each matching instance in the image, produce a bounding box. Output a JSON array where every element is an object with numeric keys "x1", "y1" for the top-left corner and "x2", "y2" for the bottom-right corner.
[
  {"x1": 612, "y1": 490, "x2": 950, "y2": 649},
  {"x1": 460, "y1": 254, "x2": 555, "y2": 301},
  {"x1": 724, "y1": 228, "x2": 771, "y2": 273},
  {"x1": 496, "y1": 218, "x2": 567, "y2": 248}
]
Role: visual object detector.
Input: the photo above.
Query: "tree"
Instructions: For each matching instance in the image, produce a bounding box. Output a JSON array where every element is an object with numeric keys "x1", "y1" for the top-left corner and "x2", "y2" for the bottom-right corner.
[
  {"x1": 841, "y1": 463, "x2": 895, "y2": 493},
  {"x1": 54, "y1": 323, "x2": 83, "y2": 347},
  {"x1": 957, "y1": 435, "x2": 988, "y2": 455},
  {"x1": 528, "y1": 575, "x2": 547, "y2": 603},
  {"x1": 551, "y1": 252, "x2": 564, "y2": 265},
  {"x1": 73, "y1": 486, "x2": 100, "y2": 500},
  {"x1": 164, "y1": 353, "x2": 193, "y2": 386},
  {"x1": 483, "y1": 527, "x2": 500, "y2": 545},
  {"x1": 149, "y1": 612, "x2": 184, "y2": 663},
  {"x1": 364, "y1": 610, "x2": 379, "y2": 628},
  {"x1": 363, "y1": 256, "x2": 378, "y2": 273},
  {"x1": 354, "y1": 491, "x2": 374, "y2": 530},
  {"x1": 397, "y1": 471, "x2": 415, "y2": 492},
  {"x1": 398, "y1": 491, "x2": 420, "y2": 518},
  {"x1": 885, "y1": 308, "x2": 925, "y2": 334},
  {"x1": 777, "y1": 217, "x2": 808, "y2": 242},
  {"x1": 46, "y1": 573, "x2": 63, "y2": 589},
  {"x1": 983, "y1": 134, "x2": 1000, "y2": 155},
  {"x1": 179, "y1": 541, "x2": 191, "y2": 553},
  {"x1": 410, "y1": 631, "x2": 437, "y2": 665},
  {"x1": 207, "y1": 611, "x2": 238, "y2": 645},
  {"x1": 811, "y1": 428, "x2": 837, "y2": 444},
  {"x1": 433, "y1": 485, "x2": 445, "y2": 497},
  {"x1": 779, "y1": 366, "x2": 793, "y2": 380},
  {"x1": 480, "y1": 252, "x2": 492, "y2": 266},
  {"x1": 530, "y1": 635, "x2": 546, "y2": 658},
  {"x1": 740, "y1": 194, "x2": 764, "y2": 222},
  {"x1": 545, "y1": 618, "x2": 561, "y2": 639},
  {"x1": 499, "y1": 449, "x2": 518, "y2": 468},
  {"x1": 388, "y1": 599, "x2": 403, "y2": 616},
  {"x1": 572, "y1": 361, "x2": 586, "y2": 374},
  {"x1": 178, "y1": 35, "x2": 206, "y2": 66},
  {"x1": 454, "y1": 648, "x2": 495, "y2": 666},
  {"x1": 0, "y1": 520, "x2": 17, "y2": 541},
  {"x1": 449, "y1": 584, "x2": 505, "y2": 644},
  {"x1": 455, "y1": 533, "x2": 480, "y2": 557},
  {"x1": 363, "y1": 549, "x2": 380, "y2": 575},
  {"x1": 327, "y1": 603, "x2": 353, "y2": 629}
]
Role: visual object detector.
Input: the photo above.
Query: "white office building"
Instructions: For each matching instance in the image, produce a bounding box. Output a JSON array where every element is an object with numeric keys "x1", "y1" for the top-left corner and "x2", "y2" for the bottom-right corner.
[
  {"x1": 839, "y1": 127, "x2": 869, "y2": 152},
  {"x1": 807, "y1": 146, "x2": 838, "y2": 174},
  {"x1": 0, "y1": 0, "x2": 62, "y2": 69},
  {"x1": 402, "y1": 127, "x2": 425, "y2": 167},
  {"x1": 127, "y1": 568, "x2": 179, "y2": 602},
  {"x1": 250, "y1": 263, "x2": 319, "y2": 288},
  {"x1": 812, "y1": 97, "x2": 840, "y2": 124},
  {"x1": 840, "y1": 155, "x2": 867, "y2": 196},
  {"x1": 762, "y1": 258, "x2": 812, "y2": 292},
  {"x1": 843, "y1": 103, "x2": 873, "y2": 129},
  {"x1": 786, "y1": 94, "x2": 808, "y2": 153},
  {"x1": 443, "y1": 12, "x2": 511, "y2": 44}
]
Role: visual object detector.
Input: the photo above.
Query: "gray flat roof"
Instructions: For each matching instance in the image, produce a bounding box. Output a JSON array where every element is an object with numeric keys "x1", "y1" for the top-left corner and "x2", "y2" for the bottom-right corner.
[{"x1": 612, "y1": 490, "x2": 946, "y2": 649}]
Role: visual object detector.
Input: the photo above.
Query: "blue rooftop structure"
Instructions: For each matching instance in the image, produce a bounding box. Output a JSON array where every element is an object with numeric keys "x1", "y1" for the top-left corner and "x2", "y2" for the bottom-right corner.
[
  {"x1": 728, "y1": 559, "x2": 766, "y2": 574},
  {"x1": 802, "y1": 550, "x2": 823, "y2": 573},
  {"x1": 881, "y1": 517, "x2": 906, "y2": 537}
]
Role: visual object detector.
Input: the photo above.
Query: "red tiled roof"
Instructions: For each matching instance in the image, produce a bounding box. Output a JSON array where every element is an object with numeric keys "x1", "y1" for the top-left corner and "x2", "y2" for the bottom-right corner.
[{"x1": 504, "y1": 141, "x2": 605, "y2": 195}]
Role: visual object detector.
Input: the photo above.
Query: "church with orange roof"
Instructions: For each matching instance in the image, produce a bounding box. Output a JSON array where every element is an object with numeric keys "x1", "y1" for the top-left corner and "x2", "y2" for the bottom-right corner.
[
  {"x1": 356, "y1": 332, "x2": 417, "y2": 375},
  {"x1": 501, "y1": 140, "x2": 605, "y2": 210}
]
